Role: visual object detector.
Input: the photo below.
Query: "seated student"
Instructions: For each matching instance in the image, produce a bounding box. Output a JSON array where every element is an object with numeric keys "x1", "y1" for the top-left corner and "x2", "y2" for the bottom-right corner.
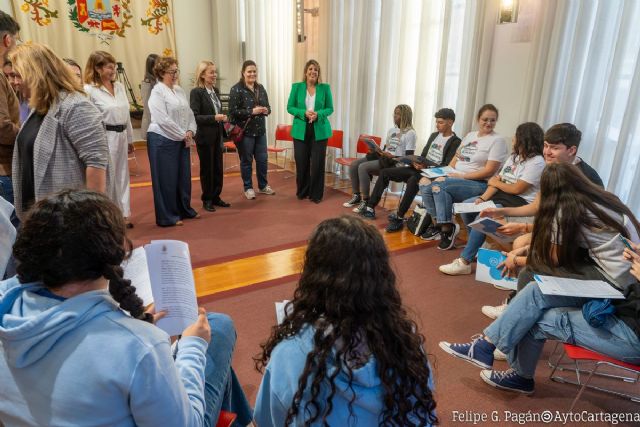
[
  {"x1": 0, "y1": 190, "x2": 252, "y2": 427},
  {"x1": 342, "y1": 105, "x2": 416, "y2": 214},
  {"x1": 439, "y1": 162, "x2": 640, "y2": 394},
  {"x1": 361, "y1": 108, "x2": 461, "y2": 229},
  {"x1": 439, "y1": 122, "x2": 545, "y2": 275},
  {"x1": 254, "y1": 216, "x2": 437, "y2": 426},
  {"x1": 419, "y1": 104, "x2": 508, "y2": 250},
  {"x1": 478, "y1": 123, "x2": 605, "y2": 318}
]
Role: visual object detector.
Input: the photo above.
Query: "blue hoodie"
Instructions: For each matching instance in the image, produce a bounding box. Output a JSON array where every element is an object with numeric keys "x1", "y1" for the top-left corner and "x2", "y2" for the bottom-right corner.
[
  {"x1": 0, "y1": 277, "x2": 209, "y2": 427},
  {"x1": 254, "y1": 325, "x2": 435, "y2": 426}
]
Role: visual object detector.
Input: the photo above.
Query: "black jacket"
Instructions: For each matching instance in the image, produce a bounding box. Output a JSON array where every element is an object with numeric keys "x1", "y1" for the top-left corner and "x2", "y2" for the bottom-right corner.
[
  {"x1": 420, "y1": 132, "x2": 462, "y2": 168},
  {"x1": 190, "y1": 86, "x2": 225, "y2": 146},
  {"x1": 614, "y1": 282, "x2": 640, "y2": 339},
  {"x1": 228, "y1": 82, "x2": 271, "y2": 137}
]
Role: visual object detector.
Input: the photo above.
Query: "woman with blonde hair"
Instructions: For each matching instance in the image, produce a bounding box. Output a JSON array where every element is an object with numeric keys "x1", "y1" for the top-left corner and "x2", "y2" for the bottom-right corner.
[
  {"x1": 287, "y1": 59, "x2": 333, "y2": 203},
  {"x1": 84, "y1": 50, "x2": 134, "y2": 227},
  {"x1": 343, "y1": 104, "x2": 417, "y2": 217},
  {"x1": 189, "y1": 60, "x2": 229, "y2": 212},
  {"x1": 147, "y1": 56, "x2": 198, "y2": 227},
  {"x1": 9, "y1": 43, "x2": 112, "y2": 219}
]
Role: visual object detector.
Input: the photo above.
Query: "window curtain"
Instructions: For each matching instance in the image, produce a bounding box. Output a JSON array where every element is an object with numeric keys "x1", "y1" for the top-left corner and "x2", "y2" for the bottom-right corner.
[
  {"x1": 520, "y1": 0, "x2": 640, "y2": 214},
  {"x1": 325, "y1": 0, "x2": 495, "y2": 158},
  {"x1": 239, "y1": 0, "x2": 295, "y2": 141}
]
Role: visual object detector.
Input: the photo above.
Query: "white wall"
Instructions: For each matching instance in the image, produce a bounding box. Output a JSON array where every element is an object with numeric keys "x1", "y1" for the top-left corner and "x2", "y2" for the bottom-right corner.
[
  {"x1": 0, "y1": 0, "x2": 12, "y2": 15},
  {"x1": 484, "y1": 23, "x2": 533, "y2": 138}
]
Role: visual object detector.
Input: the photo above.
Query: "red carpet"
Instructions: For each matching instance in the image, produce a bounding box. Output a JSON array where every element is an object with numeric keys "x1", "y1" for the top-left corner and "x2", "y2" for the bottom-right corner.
[{"x1": 203, "y1": 246, "x2": 639, "y2": 426}]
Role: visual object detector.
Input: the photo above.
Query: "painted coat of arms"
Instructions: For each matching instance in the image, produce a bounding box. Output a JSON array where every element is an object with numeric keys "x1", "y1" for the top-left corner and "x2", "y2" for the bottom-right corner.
[{"x1": 68, "y1": 0, "x2": 132, "y2": 42}]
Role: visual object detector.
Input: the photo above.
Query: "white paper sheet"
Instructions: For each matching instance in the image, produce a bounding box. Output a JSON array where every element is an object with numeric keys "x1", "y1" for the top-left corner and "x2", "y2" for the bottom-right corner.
[
  {"x1": 122, "y1": 247, "x2": 154, "y2": 307},
  {"x1": 421, "y1": 166, "x2": 455, "y2": 178},
  {"x1": 475, "y1": 248, "x2": 518, "y2": 290},
  {"x1": 533, "y1": 275, "x2": 625, "y2": 299},
  {"x1": 0, "y1": 198, "x2": 16, "y2": 279},
  {"x1": 453, "y1": 201, "x2": 497, "y2": 214},
  {"x1": 275, "y1": 300, "x2": 292, "y2": 325},
  {"x1": 469, "y1": 217, "x2": 517, "y2": 244}
]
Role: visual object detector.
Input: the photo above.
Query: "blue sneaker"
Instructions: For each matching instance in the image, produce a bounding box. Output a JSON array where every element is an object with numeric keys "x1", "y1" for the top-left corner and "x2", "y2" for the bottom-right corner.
[
  {"x1": 480, "y1": 369, "x2": 535, "y2": 394},
  {"x1": 385, "y1": 216, "x2": 404, "y2": 232},
  {"x1": 360, "y1": 206, "x2": 376, "y2": 219},
  {"x1": 439, "y1": 335, "x2": 495, "y2": 369}
]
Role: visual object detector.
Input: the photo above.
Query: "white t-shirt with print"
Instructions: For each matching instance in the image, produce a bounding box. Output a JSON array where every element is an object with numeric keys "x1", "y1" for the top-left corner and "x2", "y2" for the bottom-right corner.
[
  {"x1": 551, "y1": 205, "x2": 640, "y2": 289},
  {"x1": 383, "y1": 128, "x2": 417, "y2": 156},
  {"x1": 454, "y1": 131, "x2": 508, "y2": 174},
  {"x1": 497, "y1": 155, "x2": 546, "y2": 203},
  {"x1": 425, "y1": 133, "x2": 447, "y2": 165}
]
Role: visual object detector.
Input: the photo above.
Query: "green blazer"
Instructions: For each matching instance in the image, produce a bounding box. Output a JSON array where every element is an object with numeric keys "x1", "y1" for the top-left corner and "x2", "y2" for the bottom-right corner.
[{"x1": 287, "y1": 82, "x2": 333, "y2": 141}]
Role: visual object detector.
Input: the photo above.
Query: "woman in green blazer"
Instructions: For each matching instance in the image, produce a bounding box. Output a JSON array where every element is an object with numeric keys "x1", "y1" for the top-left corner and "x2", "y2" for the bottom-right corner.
[{"x1": 287, "y1": 60, "x2": 333, "y2": 203}]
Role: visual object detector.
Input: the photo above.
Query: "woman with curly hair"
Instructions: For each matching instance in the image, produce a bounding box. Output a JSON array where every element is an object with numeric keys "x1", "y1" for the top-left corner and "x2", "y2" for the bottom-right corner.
[
  {"x1": 254, "y1": 216, "x2": 437, "y2": 426},
  {"x1": 0, "y1": 189, "x2": 252, "y2": 426}
]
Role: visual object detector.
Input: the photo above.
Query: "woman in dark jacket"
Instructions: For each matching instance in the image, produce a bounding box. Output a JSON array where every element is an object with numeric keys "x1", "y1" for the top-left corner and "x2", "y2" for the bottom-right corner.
[
  {"x1": 190, "y1": 60, "x2": 230, "y2": 212},
  {"x1": 228, "y1": 60, "x2": 274, "y2": 200}
]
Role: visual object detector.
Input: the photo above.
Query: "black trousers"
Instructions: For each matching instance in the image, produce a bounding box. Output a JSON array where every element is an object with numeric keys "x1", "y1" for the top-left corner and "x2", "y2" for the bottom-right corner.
[
  {"x1": 367, "y1": 166, "x2": 422, "y2": 217},
  {"x1": 196, "y1": 141, "x2": 224, "y2": 203},
  {"x1": 294, "y1": 122, "x2": 327, "y2": 201}
]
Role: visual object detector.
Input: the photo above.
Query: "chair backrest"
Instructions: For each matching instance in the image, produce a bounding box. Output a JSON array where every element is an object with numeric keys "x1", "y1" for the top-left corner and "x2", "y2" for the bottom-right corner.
[
  {"x1": 327, "y1": 130, "x2": 344, "y2": 149},
  {"x1": 275, "y1": 124, "x2": 293, "y2": 142},
  {"x1": 356, "y1": 134, "x2": 382, "y2": 154}
]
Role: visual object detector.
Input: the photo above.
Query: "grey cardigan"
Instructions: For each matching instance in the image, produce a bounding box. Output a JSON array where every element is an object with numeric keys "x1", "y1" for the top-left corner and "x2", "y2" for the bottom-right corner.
[{"x1": 12, "y1": 91, "x2": 114, "y2": 218}]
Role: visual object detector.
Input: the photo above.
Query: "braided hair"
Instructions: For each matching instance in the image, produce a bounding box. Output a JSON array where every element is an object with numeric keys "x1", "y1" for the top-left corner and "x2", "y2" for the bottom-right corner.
[
  {"x1": 256, "y1": 216, "x2": 438, "y2": 426},
  {"x1": 12, "y1": 189, "x2": 152, "y2": 323}
]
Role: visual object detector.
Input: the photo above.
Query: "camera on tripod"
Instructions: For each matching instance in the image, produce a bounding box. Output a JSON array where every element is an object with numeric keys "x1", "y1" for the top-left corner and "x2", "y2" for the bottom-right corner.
[{"x1": 116, "y1": 61, "x2": 143, "y2": 119}]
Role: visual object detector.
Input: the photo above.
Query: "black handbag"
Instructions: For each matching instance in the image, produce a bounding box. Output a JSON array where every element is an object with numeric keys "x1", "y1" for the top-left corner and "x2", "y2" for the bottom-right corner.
[{"x1": 406, "y1": 205, "x2": 431, "y2": 236}]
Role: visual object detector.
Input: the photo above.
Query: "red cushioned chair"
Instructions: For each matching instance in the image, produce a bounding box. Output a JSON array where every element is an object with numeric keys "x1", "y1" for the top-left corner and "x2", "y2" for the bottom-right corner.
[
  {"x1": 270, "y1": 124, "x2": 292, "y2": 171},
  {"x1": 223, "y1": 141, "x2": 239, "y2": 171},
  {"x1": 548, "y1": 343, "x2": 640, "y2": 410},
  {"x1": 335, "y1": 134, "x2": 382, "y2": 167},
  {"x1": 326, "y1": 130, "x2": 345, "y2": 174},
  {"x1": 215, "y1": 410, "x2": 237, "y2": 427}
]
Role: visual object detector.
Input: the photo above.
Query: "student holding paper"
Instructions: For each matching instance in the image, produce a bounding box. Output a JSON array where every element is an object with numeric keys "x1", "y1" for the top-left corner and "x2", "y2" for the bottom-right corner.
[
  {"x1": 342, "y1": 105, "x2": 416, "y2": 215},
  {"x1": 439, "y1": 162, "x2": 640, "y2": 395},
  {"x1": 0, "y1": 190, "x2": 253, "y2": 426},
  {"x1": 418, "y1": 104, "x2": 508, "y2": 249},
  {"x1": 363, "y1": 108, "x2": 461, "y2": 231},
  {"x1": 254, "y1": 216, "x2": 437, "y2": 426},
  {"x1": 439, "y1": 122, "x2": 544, "y2": 275}
]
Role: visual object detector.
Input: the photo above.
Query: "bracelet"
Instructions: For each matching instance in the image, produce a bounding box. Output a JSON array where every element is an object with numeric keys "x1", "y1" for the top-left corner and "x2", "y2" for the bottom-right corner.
[{"x1": 478, "y1": 196, "x2": 486, "y2": 202}]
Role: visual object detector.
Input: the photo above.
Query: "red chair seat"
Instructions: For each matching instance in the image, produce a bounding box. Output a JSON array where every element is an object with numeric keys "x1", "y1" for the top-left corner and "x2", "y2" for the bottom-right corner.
[
  {"x1": 267, "y1": 146, "x2": 287, "y2": 153},
  {"x1": 215, "y1": 410, "x2": 237, "y2": 427},
  {"x1": 563, "y1": 344, "x2": 640, "y2": 371},
  {"x1": 223, "y1": 141, "x2": 236, "y2": 150},
  {"x1": 335, "y1": 157, "x2": 357, "y2": 166}
]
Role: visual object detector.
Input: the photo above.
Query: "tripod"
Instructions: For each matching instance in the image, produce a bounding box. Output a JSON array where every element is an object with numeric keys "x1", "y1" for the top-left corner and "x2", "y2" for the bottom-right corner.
[{"x1": 116, "y1": 62, "x2": 142, "y2": 112}]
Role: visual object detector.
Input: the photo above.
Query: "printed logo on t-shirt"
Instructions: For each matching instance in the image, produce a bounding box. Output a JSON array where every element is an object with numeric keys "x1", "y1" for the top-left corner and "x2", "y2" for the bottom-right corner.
[
  {"x1": 426, "y1": 141, "x2": 444, "y2": 164},
  {"x1": 386, "y1": 133, "x2": 401, "y2": 154},
  {"x1": 459, "y1": 140, "x2": 478, "y2": 163},
  {"x1": 500, "y1": 163, "x2": 519, "y2": 184}
]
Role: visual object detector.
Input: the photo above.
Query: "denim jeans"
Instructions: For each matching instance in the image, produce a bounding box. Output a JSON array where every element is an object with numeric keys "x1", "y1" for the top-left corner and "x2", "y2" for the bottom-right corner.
[
  {"x1": 419, "y1": 178, "x2": 487, "y2": 224},
  {"x1": 202, "y1": 313, "x2": 253, "y2": 427},
  {"x1": 239, "y1": 134, "x2": 268, "y2": 191},
  {"x1": 484, "y1": 283, "x2": 640, "y2": 379},
  {"x1": 459, "y1": 196, "x2": 502, "y2": 262},
  {"x1": 0, "y1": 175, "x2": 14, "y2": 206}
]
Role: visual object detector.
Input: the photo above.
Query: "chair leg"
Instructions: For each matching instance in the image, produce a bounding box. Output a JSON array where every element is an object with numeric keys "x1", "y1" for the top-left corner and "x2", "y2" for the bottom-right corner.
[{"x1": 569, "y1": 364, "x2": 599, "y2": 412}]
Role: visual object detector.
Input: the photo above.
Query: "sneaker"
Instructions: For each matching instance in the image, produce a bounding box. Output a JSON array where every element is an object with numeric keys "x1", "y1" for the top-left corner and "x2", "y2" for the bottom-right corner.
[
  {"x1": 352, "y1": 200, "x2": 367, "y2": 213},
  {"x1": 439, "y1": 334, "x2": 495, "y2": 369},
  {"x1": 420, "y1": 225, "x2": 440, "y2": 241},
  {"x1": 258, "y1": 185, "x2": 276, "y2": 195},
  {"x1": 343, "y1": 193, "x2": 362, "y2": 207},
  {"x1": 360, "y1": 206, "x2": 375, "y2": 219},
  {"x1": 480, "y1": 369, "x2": 534, "y2": 394},
  {"x1": 493, "y1": 348, "x2": 507, "y2": 361},
  {"x1": 387, "y1": 211, "x2": 400, "y2": 221},
  {"x1": 481, "y1": 303, "x2": 507, "y2": 320},
  {"x1": 438, "y1": 223, "x2": 460, "y2": 250},
  {"x1": 439, "y1": 258, "x2": 472, "y2": 275},
  {"x1": 385, "y1": 216, "x2": 404, "y2": 233},
  {"x1": 244, "y1": 189, "x2": 256, "y2": 199}
]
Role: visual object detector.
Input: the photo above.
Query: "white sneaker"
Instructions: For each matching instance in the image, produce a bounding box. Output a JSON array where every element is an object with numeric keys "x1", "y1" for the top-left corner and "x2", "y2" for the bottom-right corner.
[
  {"x1": 258, "y1": 185, "x2": 276, "y2": 195},
  {"x1": 352, "y1": 200, "x2": 367, "y2": 213},
  {"x1": 481, "y1": 303, "x2": 507, "y2": 320},
  {"x1": 439, "y1": 258, "x2": 472, "y2": 275},
  {"x1": 494, "y1": 348, "x2": 507, "y2": 361},
  {"x1": 244, "y1": 189, "x2": 256, "y2": 199}
]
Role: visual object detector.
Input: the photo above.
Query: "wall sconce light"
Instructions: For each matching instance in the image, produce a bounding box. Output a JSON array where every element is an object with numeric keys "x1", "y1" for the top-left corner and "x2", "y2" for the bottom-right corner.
[
  {"x1": 498, "y1": 0, "x2": 518, "y2": 24},
  {"x1": 296, "y1": 0, "x2": 320, "y2": 43}
]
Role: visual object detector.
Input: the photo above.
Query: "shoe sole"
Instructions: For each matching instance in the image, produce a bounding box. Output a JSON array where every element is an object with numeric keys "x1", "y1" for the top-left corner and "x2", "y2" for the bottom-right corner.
[
  {"x1": 480, "y1": 370, "x2": 534, "y2": 394},
  {"x1": 481, "y1": 307, "x2": 498, "y2": 320},
  {"x1": 438, "y1": 266, "x2": 472, "y2": 276},
  {"x1": 420, "y1": 234, "x2": 440, "y2": 241},
  {"x1": 438, "y1": 341, "x2": 492, "y2": 369},
  {"x1": 438, "y1": 223, "x2": 460, "y2": 250}
]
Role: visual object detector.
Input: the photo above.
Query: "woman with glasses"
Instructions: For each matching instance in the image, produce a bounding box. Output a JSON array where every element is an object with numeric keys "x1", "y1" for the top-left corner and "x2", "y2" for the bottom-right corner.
[{"x1": 147, "y1": 56, "x2": 199, "y2": 227}]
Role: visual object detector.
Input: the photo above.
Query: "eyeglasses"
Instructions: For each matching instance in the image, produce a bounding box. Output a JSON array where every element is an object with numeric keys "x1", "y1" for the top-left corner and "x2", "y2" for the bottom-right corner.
[{"x1": 166, "y1": 69, "x2": 180, "y2": 75}]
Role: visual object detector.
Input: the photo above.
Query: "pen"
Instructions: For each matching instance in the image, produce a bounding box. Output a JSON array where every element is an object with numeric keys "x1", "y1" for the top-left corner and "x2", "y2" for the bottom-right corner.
[{"x1": 619, "y1": 234, "x2": 634, "y2": 251}]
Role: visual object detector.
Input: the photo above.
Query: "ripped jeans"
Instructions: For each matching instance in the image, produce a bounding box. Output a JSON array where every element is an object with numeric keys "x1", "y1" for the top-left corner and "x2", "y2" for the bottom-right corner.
[{"x1": 419, "y1": 178, "x2": 487, "y2": 224}]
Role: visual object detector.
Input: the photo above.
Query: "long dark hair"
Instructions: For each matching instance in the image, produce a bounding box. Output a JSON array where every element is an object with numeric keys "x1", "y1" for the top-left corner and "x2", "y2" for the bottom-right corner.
[
  {"x1": 12, "y1": 190, "x2": 152, "y2": 323},
  {"x1": 256, "y1": 216, "x2": 438, "y2": 426},
  {"x1": 238, "y1": 59, "x2": 257, "y2": 86},
  {"x1": 528, "y1": 163, "x2": 640, "y2": 274},
  {"x1": 513, "y1": 122, "x2": 544, "y2": 161},
  {"x1": 144, "y1": 53, "x2": 159, "y2": 83}
]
